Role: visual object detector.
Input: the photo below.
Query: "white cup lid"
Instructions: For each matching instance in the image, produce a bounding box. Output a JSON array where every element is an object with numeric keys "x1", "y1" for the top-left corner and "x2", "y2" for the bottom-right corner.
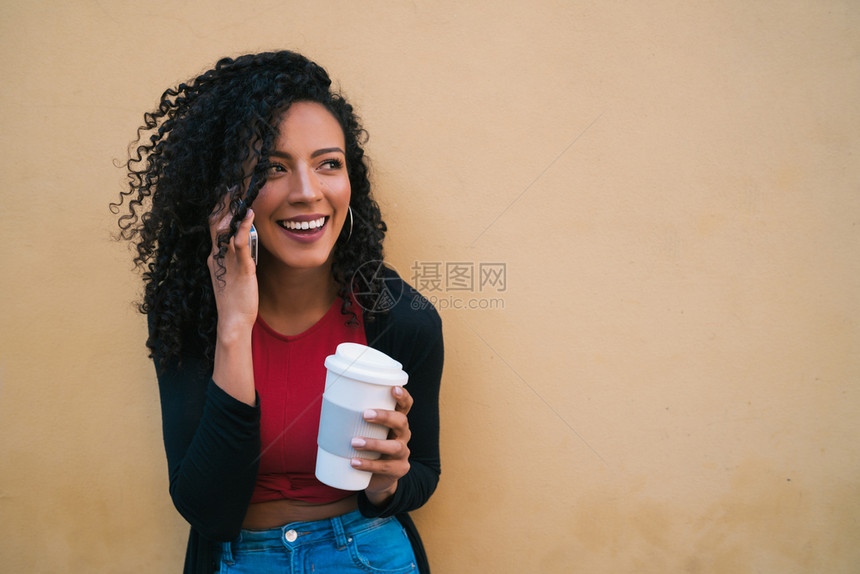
[{"x1": 324, "y1": 343, "x2": 408, "y2": 386}]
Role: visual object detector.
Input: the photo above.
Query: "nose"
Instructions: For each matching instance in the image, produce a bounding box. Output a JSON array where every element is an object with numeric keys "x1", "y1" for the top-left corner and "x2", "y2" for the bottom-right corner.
[{"x1": 287, "y1": 161, "x2": 324, "y2": 203}]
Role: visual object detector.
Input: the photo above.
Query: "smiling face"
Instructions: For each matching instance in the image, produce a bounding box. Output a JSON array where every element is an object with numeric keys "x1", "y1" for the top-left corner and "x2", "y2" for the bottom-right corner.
[{"x1": 251, "y1": 101, "x2": 351, "y2": 273}]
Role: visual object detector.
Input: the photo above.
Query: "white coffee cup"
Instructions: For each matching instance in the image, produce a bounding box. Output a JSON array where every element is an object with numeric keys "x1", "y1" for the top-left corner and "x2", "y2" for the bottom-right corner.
[{"x1": 315, "y1": 342, "x2": 409, "y2": 491}]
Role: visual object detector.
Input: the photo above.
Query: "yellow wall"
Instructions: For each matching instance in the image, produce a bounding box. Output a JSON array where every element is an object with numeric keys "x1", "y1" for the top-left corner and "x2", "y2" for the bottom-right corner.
[{"x1": 1, "y1": 1, "x2": 858, "y2": 572}]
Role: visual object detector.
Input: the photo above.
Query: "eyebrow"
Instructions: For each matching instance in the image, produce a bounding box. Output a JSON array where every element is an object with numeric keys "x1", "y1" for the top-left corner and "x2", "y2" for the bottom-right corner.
[{"x1": 268, "y1": 147, "x2": 345, "y2": 160}]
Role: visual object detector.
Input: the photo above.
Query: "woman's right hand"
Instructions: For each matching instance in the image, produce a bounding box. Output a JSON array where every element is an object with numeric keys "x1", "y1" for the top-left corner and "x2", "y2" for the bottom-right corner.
[
  {"x1": 208, "y1": 204, "x2": 259, "y2": 406},
  {"x1": 207, "y1": 205, "x2": 259, "y2": 336}
]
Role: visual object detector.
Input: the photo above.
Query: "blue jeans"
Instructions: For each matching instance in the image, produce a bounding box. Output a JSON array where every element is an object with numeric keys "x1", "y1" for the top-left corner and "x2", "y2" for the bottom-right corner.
[{"x1": 217, "y1": 510, "x2": 417, "y2": 573}]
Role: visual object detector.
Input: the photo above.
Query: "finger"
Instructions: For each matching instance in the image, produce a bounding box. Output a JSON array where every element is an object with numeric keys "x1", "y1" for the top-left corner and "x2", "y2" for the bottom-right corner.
[
  {"x1": 350, "y1": 456, "x2": 410, "y2": 477},
  {"x1": 391, "y1": 386, "x2": 413, "y2": 414},
  {"x1": 351, "y1": 436, "x2": 410, "y2": 458},
  {"x1": 239, "y1": 207, "x2": 255, "y2": 230},
  {"x1": 363, "y1": 409, "x2": 410, "y2": 433},
  {"x1": 233, "y1": 208, "x2": 255, "y2": 258}
]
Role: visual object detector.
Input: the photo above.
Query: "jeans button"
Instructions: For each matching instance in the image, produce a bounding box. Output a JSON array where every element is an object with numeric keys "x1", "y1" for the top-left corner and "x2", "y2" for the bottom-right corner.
[{"x1": 285, "y1": 529, "x2": 298, "y2": 543}]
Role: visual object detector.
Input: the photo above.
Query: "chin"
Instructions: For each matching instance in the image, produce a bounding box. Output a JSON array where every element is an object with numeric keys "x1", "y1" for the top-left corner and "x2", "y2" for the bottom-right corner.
[
  {"x1": 285, "y1": 251, "x2": 336, "y2": 271},
  {"x1": 259, "y1": 242, "x2": 338, "y2": 272}
]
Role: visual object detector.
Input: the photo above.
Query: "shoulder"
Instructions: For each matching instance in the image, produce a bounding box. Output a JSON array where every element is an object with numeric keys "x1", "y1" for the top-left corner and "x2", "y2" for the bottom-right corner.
[
  {"x1": 371, "y1": 265, "x2": 441, "y2": 333},
  {"x1": 362, "y1": 266, "x2": 443, "y2": 366}
]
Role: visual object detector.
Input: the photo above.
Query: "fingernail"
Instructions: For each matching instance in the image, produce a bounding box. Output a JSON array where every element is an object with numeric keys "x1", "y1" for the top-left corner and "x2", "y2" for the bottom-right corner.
[
  {"x1": 350, "y1": 458, "x2": 362, "y2": 468},
  {"x1": 351, "y1": 438, "x2": 366, "y2": 448},
  {"x1": 394, "y1": 387, "x2": 404, "y2": 397},
  {"x1": 364, "y1": 409, "x2": 377, "y2": 420}
]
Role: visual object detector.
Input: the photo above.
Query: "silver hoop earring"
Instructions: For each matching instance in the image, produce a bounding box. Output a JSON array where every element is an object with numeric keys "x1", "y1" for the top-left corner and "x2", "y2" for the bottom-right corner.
[{"x1": 346, "y1": 206, "x2": 354, "y2": 242}]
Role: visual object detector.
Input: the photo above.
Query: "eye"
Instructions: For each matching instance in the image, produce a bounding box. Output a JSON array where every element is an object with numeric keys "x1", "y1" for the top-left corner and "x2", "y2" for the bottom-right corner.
[
  {"x1": 265, "y1": 162, "x2": 287, "y2": 175},
  {"x1": 319, "y1": 158, "x2": 344, "y2": 171}
]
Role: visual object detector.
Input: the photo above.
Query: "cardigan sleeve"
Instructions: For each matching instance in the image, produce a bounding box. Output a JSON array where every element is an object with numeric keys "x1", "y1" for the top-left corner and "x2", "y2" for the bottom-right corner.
[
  {"x1": 358, "y1": 275, "x2": 444, "y2": 518},
  {"x1": 155, "y1": 351, "x2": 261, "y2": 542}
]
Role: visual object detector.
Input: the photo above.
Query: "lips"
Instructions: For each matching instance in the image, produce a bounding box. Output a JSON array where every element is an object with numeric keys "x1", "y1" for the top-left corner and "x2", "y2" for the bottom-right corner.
[{"x1": 274, "y1": 215, "x2": 331, "y2": 244}]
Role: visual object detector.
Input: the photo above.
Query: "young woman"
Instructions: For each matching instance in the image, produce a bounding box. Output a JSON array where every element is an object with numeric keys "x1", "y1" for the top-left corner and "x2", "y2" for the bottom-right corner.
[{"x1": 113, "y1": 51, "x2": 443, "y2": 574}]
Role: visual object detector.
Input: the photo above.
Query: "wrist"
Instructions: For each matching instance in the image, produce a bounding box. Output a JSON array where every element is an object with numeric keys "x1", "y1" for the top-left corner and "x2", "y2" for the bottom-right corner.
[
  {"x1": 365, "y1": 481, "x2": 398, "y2": 508},
  {"x1": 213, "y1": 325, "x2": 255, "y2": 406},
  {"x1": 216, "y1": 317, "x2": 254, "y2": 346}
]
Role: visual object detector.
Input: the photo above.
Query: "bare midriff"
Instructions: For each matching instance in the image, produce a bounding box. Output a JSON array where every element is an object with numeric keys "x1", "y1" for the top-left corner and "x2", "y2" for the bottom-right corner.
[{"x1": 241, "y1": 494, "x2": 359, "y2": 530}]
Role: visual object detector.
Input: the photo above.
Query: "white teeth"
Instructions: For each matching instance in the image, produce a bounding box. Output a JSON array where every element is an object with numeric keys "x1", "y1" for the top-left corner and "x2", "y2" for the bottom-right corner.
[{"x1": 282, "y1": 217, "x2": 326, "y2": 230}]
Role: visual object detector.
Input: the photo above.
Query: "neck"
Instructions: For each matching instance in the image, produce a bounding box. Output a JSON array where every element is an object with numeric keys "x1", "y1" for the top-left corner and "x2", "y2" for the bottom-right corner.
[{"x1": 257, "y1": 261, "x2": 340, "y2": 336}]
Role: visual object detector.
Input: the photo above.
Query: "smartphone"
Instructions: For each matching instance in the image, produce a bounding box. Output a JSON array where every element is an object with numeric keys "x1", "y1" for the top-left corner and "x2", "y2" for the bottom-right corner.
[{"x1": 249, "y1": 224, "x2": 258, "y2": 265}]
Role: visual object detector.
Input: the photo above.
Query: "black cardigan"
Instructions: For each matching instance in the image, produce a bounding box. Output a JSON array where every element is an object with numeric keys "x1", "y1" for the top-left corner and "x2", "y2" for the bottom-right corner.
[{"x1": 153, "y1": 271, "x2": 443, "y2": 573}]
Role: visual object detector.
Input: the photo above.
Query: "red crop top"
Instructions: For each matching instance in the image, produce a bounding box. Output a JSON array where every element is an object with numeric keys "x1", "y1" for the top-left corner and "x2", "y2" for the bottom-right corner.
[{"x1": 249, "y1": 297, "x2": 367, "y2": 504}]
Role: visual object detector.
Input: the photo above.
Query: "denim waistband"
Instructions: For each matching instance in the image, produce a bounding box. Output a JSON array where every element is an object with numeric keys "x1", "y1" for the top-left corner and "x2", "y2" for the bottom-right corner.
[{"x1": 224, "y1": 510, "x2": 392, "y2": 556}]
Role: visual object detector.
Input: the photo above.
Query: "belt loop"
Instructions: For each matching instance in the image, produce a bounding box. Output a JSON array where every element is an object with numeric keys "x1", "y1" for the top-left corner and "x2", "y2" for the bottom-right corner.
[
  {"x1": 220, "y1": 539, "x2": 235, "y2": 565},
  {"x1": 331, "y1": 514, "x2": 349, "y2": 549}
]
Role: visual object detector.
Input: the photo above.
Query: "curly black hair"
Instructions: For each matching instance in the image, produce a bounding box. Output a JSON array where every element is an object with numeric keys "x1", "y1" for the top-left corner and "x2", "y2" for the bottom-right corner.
[{"x1": 111, "y1": 51, "x2": 387, "y2": 371}]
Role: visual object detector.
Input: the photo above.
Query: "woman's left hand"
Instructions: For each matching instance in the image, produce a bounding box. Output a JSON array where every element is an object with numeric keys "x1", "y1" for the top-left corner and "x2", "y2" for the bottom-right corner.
[{"x1": 350, "y1": 386, "x2": 414, "y2": 507}]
